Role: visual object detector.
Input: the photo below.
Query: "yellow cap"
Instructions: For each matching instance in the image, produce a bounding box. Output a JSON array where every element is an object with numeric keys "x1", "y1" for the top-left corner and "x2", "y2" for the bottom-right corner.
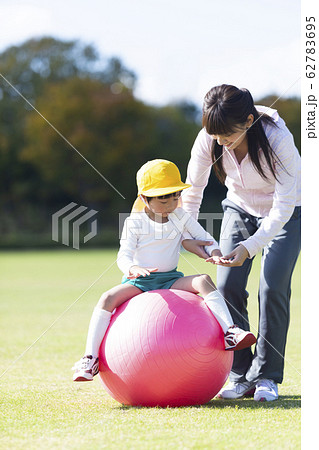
[{"x1": 136, "y1": 159, "x2": 191, "y2": 197}]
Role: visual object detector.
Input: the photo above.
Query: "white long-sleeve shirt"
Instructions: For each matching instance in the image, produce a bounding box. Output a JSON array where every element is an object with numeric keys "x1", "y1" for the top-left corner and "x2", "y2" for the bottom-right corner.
[
  {"x1": 117, "y1": 207, "x2": 220, "y2": 276},
  {"x1": 182, "y1": 106, "x2": 301, "y2": 258}
]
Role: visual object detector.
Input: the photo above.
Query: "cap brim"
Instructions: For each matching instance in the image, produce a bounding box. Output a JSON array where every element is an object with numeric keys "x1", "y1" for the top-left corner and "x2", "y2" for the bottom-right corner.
[{"x1": 139, "y1": 183, "x2": 191, "y2": 197}]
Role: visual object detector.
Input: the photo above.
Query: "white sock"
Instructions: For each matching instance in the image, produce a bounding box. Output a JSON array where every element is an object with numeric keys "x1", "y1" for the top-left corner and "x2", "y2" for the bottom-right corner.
[
  {"x1": 204, "y1": 290, "x2": 234, "y2": 333},
  {"x1": 85, "y1": 307, "x2": 112, "y2": 358}
]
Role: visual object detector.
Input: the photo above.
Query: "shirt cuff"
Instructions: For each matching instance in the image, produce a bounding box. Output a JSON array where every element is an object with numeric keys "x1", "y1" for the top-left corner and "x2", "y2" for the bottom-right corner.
[
  {"x1": 205, "y1": 242, "x2": 220, "y2": 256},
  {"x1": 238, "y1": 239, "x2": 258, "y2": 259}
]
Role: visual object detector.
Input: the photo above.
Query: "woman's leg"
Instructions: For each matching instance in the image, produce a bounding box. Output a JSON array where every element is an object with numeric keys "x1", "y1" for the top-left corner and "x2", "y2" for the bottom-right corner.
[
  {"x1": 246, "y1": 207, "x2": 301, "y2": 384},
  {"x1": 217, "y1": 200, "x2": 258, "y2": 382}
]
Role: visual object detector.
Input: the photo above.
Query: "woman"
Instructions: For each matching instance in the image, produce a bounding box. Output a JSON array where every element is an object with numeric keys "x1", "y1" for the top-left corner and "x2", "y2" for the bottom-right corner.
[{"x1": 181, "y1": 84, "x2": 301, "y2": 402}]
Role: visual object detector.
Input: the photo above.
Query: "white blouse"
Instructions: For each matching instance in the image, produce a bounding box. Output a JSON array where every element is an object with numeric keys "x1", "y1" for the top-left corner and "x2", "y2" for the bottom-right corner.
[{"x1": 182, "y1": 106, "x2": 301, "y2": 258}]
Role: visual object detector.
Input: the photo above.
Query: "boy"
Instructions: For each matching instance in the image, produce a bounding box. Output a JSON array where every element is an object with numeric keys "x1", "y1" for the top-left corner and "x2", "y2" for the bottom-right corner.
[{"x1": 73, "y1": 159, "x2": 256, "y2": 381}]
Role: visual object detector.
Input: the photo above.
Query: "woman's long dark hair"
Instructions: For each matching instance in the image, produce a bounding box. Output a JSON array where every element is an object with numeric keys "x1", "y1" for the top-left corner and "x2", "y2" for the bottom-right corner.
[{"x1": 202, "y1": 84, "x2": 283, "y2": 184}]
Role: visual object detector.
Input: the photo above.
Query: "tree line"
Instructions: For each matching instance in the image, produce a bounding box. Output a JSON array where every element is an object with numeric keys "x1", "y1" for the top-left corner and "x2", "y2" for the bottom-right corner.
[{"x1": 0, "y1": 37, "x2": 300, "y2": 248}]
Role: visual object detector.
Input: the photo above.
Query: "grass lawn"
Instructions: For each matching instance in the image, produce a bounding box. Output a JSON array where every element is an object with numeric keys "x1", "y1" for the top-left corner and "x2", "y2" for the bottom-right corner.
[{"x1": 0, "y1": 250, "x2": 301, "y2": 449}]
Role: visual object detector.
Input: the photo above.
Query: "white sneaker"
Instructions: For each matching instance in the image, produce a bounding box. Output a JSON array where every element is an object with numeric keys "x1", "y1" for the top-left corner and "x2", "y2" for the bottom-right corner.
[
  {"x1": 72, "y1": 355, "x2": 99, "y2": 382},
  {"x1": 224, "y1": 325, "x2": 257, "y2": 351},
  {"x1": 254, "y1": 379, "x2": 278, "y2": 402},
  {"x1": 217, "y1": 381, "x2": 256, "y2": 399}
]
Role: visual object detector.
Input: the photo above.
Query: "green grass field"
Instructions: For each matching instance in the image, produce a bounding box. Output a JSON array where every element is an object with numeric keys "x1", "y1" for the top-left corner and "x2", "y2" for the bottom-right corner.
[{"x1": 0, "y1": 250, "x2": 301, "y2": 449}]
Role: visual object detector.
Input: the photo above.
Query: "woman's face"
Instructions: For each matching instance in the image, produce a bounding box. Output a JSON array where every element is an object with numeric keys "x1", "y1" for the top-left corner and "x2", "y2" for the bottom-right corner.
[
  {"x1": 211, "y1": 114, "x2": 254, "y2": 150},
  {"x1": 211, "y1": 127, "x2": 247, "y2": 150}
]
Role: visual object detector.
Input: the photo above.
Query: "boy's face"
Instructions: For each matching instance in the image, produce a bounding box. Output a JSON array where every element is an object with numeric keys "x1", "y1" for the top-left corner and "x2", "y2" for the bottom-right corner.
[{"x1": 143, "y1": 193, "x2": 180, "y2": 218}]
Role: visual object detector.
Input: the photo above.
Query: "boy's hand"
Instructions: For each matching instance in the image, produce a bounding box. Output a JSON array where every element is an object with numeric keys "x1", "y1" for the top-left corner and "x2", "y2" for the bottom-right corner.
[
  {"x1": 127, "y1": 266, "x2": 158, "y2": 279},
  {"x1": 205, "y1": 249, "x2": 228, "y2": 265},
  {"x1": 181, "y1": 239, "x2": 214, "y2": 259}
]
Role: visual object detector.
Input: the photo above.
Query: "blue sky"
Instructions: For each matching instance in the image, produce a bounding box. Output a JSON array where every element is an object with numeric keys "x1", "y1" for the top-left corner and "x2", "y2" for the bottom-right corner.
[{"x1": 0, "y1": 0, "x2": 300, "y2": 106}]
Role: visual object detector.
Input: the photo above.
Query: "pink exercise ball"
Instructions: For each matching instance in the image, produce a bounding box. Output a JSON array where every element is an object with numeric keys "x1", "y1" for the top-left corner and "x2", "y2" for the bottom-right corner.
[{"x1": 99, "y1": 289, "x2": 233, "y2": 407}]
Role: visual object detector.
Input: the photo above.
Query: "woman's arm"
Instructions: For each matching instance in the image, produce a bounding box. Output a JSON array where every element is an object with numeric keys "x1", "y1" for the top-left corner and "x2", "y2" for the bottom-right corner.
[{"x1": 238, "y1": 129, "x2": 300, "y2": 260}]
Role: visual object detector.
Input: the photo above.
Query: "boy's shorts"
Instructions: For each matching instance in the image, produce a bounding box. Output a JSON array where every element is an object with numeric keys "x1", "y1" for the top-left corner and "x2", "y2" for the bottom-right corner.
[{"x1": 121, "y1": 268, "x2": 184, "y2": 292}]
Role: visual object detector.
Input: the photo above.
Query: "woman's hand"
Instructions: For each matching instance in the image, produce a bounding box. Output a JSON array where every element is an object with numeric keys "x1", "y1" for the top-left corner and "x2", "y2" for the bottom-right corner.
[
  {"x1": 212, "y1": 244, "x2": 249, "y2": 267},
  {"x1": 182, "y1": 239, "x2": 214, "y2": 259},
  {"x1": 127, "y1": 266, "x2": 158, "y2": 279}
]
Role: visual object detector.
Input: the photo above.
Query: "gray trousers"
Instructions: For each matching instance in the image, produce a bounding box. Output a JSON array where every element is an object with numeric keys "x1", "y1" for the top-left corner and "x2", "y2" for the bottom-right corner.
[{"x1": 217, "y1": 199, "x2": 301, "y2": 384}]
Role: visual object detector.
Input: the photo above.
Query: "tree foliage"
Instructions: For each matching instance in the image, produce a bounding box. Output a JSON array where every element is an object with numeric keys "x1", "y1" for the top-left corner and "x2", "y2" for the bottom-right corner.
[
  {"x1": 22, "y1": 77, "x2": 199, "y2": 212},
  {"x1": 0, "y1": 37, "x2": 300, "y2": 247},
  {"x1": 256, "y1": 95, "x2": 301, "y2": 152},
  {"x1": 0, "y1": 37, "x2": 200, "y2": 244}
]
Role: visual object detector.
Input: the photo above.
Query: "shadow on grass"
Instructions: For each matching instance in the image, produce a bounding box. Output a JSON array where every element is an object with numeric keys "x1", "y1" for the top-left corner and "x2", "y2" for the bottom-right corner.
[
  {"x1": 199, "y1": 395, "x2": 301, "y2": 410},
  {"x1": 115, "y1": 395, "x2": 301, "y2": 411}
]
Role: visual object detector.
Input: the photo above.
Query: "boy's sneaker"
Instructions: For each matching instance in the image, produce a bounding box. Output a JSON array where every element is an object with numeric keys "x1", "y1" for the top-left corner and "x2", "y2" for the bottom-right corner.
[
  {"x1": 224, "y1": 325, "x2": 257, "y2": 351},
  {"x1": 254, "y1": 379, "x2": 278, "y2": 402},
  {"x1": 72, "y1": 355, "x2": 99, "y2": 382},
  {"x1": 217, "y1": 381, "x2": 256, "y2": 399}
]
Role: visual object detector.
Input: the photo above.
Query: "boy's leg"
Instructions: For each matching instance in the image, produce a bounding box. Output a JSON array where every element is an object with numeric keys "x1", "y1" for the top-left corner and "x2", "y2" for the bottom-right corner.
[
  {"x1": 84, "y1": 308, "x2": 112, "y2": 357},
  {"x1": 171, "y1": 275, "x2": 256, "y2": 350},
  {"x1": 171, "y1": 275, "x2": 234, "y2": 333},
  {"x1": 170, "y1": 273, "x2": 214, "y2": 295},
  {"x1": 73, "y1": 283, "x2": 142, "y2": 381},
  {"x1": 86, "y1": 283, "x2": 143, "y2": 357}
]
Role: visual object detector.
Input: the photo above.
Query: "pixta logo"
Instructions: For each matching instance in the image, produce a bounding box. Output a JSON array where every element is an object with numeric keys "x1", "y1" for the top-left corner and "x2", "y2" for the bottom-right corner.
[{"x1": 52, "y1": 202, "x2": 98, "y2": 249}]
